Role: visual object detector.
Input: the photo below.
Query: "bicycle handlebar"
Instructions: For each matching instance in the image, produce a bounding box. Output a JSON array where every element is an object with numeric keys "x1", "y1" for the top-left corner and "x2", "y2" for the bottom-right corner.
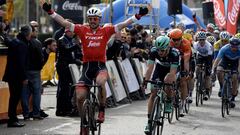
[
  {"x1": 196, "y1": 64, "x2": 206, "y2": 67},
  {"x1": 217, "y1": 69, "x2": 238, "y2": 74},
  {"x1": 74, "y1": 83, "x2": 101, "y2": 88},
  {"x1": 145, "y1": 80, "x2": 175, "y2": 87}
]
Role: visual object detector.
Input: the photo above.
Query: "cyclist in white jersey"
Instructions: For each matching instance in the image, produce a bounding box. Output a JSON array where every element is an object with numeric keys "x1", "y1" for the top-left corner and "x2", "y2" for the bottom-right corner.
[{"x1": 193, "y1": 31, "x2": 213, "y2": 101}]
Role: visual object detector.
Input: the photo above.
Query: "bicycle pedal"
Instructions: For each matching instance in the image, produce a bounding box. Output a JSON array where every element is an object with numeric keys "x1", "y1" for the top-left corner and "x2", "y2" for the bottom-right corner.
[
  {"x1": 81, "y1": 125, "x2": 89, "y2": 128},
  {"x1": 156, "y1": 121, "x2": 163, "y2": 126}
]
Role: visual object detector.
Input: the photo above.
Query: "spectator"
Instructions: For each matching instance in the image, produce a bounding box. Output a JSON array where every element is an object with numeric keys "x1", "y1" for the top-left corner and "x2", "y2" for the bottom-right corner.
[
  {"x1": 42, "y1": 38, "x2": 57, "y2": 65},
  {"x1": 55, "y1": 27, "x2": 80, "y2": 116},
  {"x1": 3, "y1": 25, "x2": 32, "y2": 127},
  {"x1": 21, "y1": 21, "x2": 44, "y2": 120},
  {"x1": 53, "y1": 26, "x2": 64, "y2": 41}
]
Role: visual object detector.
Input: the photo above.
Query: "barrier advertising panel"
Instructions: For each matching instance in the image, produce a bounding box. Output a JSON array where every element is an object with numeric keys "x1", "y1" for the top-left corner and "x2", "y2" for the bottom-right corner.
[
  {"x1": 118, "y1": 59, "x2": 139, "y2": 93},
  {"x1": 105, "y1": 82, "x2": 112, "y2": 98},
  {"x1": 141, "y1": 62, "x2": 151, "y2": 94},
  {"x1": 106, "y1": 60, "x2": 127, "y2": 102},
  {"x1": 132, "y1": 58, "x2": 144, "y2": 83}
]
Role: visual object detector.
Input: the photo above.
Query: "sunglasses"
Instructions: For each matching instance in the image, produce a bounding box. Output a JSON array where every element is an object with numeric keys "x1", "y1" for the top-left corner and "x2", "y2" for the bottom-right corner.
[
  {"x1": 157, "y1": 48, "x2": 167, "y2": 52},
  {"x1": 88, "y1": 17, "x2": 99, "y2": 21},
  {"x1": 199, "y1": 39, "x2": 205, "y2": 41},
  {"x1": 172, "y1": 38, "x2": 181, "y2": 42},
  {"x1": 230, "y1": 45, "x2": 239, "y2": 48},
  {"x1": 221, "y1": 39, "x2": 229, "y2": 43}
]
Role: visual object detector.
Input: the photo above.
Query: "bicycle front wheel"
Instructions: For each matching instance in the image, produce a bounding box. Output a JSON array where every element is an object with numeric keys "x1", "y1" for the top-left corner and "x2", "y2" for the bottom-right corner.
[
  {"x1": 196, "y1": 75, "x2": 201, "y2": 106},
  {"x1": 167, "y1": 104, "x2": 174, "y2": 124},
  {"x1": 221, "y1": 81, "x2": 227, "y2": 118},
  {"x1": 92, "y1": 98, "x2": 101, "y2": 135},
  {"x1": 81, "y1": 100, "x2": 91, "y2": 135},
  {"x1": 149, "y1": 97, "x2": 164, "y2": 135},
  {"x1": 174, "y1": 93, "x2": 181, "y2": 121},
  {"x1": 221, "y1": 99, "x2": 226, "y2": 118},
  {"x1": 185, "y1": 98, "x2": 190, "y2": 114}
]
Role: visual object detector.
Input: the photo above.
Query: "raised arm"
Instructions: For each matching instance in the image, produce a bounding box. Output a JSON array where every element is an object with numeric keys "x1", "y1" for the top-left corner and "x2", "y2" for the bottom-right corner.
[
  {"x1": 115, "y1": 4, "x2": 151, "y2": 31},
  {"x1": 40, "y1": 0, "x2": 73, "y2": 29}
]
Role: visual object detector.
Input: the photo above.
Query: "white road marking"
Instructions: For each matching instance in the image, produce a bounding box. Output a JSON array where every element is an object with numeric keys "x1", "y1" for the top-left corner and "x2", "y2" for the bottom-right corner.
[
  {"x1": 112, "y1": 104, "x2": 130, "y2": 110},
  {"x1": 43, "y1": 121, "x2": 78, "y2": 132}
]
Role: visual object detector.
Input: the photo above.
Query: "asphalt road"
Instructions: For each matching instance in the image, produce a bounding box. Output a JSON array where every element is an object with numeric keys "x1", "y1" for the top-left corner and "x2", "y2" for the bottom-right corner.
[{"x1": 1, "y1": 82, "x2": 240, "y2": 135}]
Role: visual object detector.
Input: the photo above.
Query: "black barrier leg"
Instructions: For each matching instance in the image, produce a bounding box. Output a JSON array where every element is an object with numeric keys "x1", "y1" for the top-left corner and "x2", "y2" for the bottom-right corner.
[{"x1": 106, "y1": 79, "x2": 118, "y2": 107}]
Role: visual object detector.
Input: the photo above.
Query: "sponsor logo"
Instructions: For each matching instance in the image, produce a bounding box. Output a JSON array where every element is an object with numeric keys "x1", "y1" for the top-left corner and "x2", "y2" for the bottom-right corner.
[
  {"x1": 213, "y1": 0, "x2": 226, "y2": 26},
  {"x1": 85, "y1": 36, "x2": 104, "y2": 40},
  {"x1": 87, "y1": 41, "x2": 100, "y2": 47},
  {"x1": 227, "y1": 0, "x2": 240, "y2": 25},
  {"x1": 62, "y1": 1, "x2": 83, "y2": 11}
]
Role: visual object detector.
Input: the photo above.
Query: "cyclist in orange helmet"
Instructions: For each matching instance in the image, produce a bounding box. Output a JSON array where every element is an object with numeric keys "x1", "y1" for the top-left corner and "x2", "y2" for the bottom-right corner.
[{"x1": 169, "y1": 28, "x2": 192, "y2": 117}]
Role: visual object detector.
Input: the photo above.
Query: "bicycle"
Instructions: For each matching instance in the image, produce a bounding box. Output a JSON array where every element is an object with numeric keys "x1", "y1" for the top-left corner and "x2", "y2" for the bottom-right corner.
[
  {"x1": 145, "y1": 80, "x2": 175, "y2": 135},
  {"x1": 174, "y1": 71, "x2": 191, "y2": 119},
  {"x1": 195, "y1": 63, "x2": 206, "y2": 106},
  {"x1": 79, "y1": 81, "x2": 102, "y2": 135},
  {"x1": 174, "y1": 72, "x2": 181, "y2": 120},
  {"x1": 220, "y1": 69, "x2": 235, "y2": 118}
]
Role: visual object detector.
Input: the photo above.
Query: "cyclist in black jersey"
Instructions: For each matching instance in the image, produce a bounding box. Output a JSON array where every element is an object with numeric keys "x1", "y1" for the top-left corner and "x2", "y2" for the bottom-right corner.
[{"x1": 143, "y1": 36, "x2": 180, "y2": 134}]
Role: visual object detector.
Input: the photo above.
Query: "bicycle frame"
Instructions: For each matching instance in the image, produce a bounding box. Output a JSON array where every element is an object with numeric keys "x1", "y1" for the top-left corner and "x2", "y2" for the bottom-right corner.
[
  {"x1": 80, "y1": 82, "x2": 102, "y2": 135},
  {"x1": 220, "y1": 70, "x2": 233, "y2": 117},
  {"x1": 146, "y1": 80, "x2": 174, "y2": 135},
  {"x1": 195, "y1": 64, "x2": 206, "y2": 106}
]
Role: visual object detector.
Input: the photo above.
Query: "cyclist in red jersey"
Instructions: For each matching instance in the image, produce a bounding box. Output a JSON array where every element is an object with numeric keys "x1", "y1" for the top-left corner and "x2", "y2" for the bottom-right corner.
[{"x1": 40, "y1": 0, "x2": 149, "y2": 134}]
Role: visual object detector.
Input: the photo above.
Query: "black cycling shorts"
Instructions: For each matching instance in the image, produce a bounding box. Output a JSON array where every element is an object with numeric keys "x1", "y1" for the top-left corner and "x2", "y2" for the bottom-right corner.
[
  {"x1": 79, "y1": 62, "x2": 107, "y2": 85},
  {"x1": 151, "y1": 63, "x2": 170, "y2": 81}
]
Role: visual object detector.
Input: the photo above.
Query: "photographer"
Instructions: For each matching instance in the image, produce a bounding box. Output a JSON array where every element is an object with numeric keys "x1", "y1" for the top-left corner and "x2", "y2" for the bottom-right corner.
[{"x1": 130, "y1": 30, "x2": 149, "y2": 61}]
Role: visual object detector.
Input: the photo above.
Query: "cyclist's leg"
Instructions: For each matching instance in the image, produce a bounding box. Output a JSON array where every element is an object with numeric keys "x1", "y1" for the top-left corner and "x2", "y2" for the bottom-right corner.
[
  {"x1": 147, "y1": 64, "x2": 163, "y2": 117},
  {"x1": 187, "y1": 58, "x2": 195, "y2": 103},
  {"x1": 180, "y1": 76, "x2": 187, "y2": 115},
  {"x1": 204, "y1": 58, "x2": 212, "y2": 100},
  {"x1": 161, "y1": 66, "x2": 173, "y2": 113},
  {"x1": 95, "y1": 63, "x2": 108, "y2": 123},
  {"x1": 217, "y1": 66, "x2": 224, "y2": 97},
  {"x1": 231, "y1": 72, "x2": 238, "y2": 105},
  {"x1": 144, "y1": 64, "x2": 162, "y2": 133},
  {"x1": 147, "y1": 91, "x2": 157, "y2": 117},
  {"x1": 96, "y1": 70, "x2": 108, "y2": 105},
  {"x1": 75, "y1": 82, "x2": 88, "y2": 116},
  {"x1": 179, "y1": 60, "x2": 188, "y2": 115},
  {"x1": 76, "y1": 63, "x2": 93, "y2": 115},
  {"x1": 195, "y1": 55, "x2": 202, "y2": 78},
  {"x1": 180, "y1": 59, "x2": 188, "y2": 102}
]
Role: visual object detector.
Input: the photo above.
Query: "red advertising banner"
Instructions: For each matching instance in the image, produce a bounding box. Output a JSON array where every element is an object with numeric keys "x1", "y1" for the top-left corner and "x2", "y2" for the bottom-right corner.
[
  {"x1": 226, "y1": 0, "x2": 240, "y2": 35},
  {"x1": 212, "y1": 0, "x2": 226, "y2": 30}
]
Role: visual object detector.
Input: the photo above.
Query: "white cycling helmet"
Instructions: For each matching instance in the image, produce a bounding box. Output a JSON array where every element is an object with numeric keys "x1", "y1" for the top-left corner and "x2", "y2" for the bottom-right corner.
[
  {"x1": 196, "y1": 31, "x2": 207, "y2": 40},
  {"x1": 87, "y1": 7, "x2": 102, "y2": 17},
  {"x1": 219, "y1": 31, "x2": 230, "y2": 40}
]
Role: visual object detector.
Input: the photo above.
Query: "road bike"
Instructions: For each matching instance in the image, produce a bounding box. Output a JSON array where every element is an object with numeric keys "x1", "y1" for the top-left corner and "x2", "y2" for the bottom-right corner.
[
  {"x1": 195, "y1": 63, "x2": 206, "y2": 106},
  {"x1": 145, "y1": 80, "x2": 175, "y2": 135},
  {"x1": 220, "y1": 69, "x2": 235, "y2": 118},
  {"x1": 80, "y1": 82, "x2": 102, "y2": 135}
]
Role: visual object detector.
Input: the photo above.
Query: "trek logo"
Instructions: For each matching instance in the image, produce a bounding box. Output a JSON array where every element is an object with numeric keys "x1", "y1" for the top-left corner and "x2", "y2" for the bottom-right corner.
[
  {"x1": 85, "y1": 36, "x2": 104, "y2": 40},
  {"x1": 88, "y1": 41, "x2": 100, "y2": 47}
]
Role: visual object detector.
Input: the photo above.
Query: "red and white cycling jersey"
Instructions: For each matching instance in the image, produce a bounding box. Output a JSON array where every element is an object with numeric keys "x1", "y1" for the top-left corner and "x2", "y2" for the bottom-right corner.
[{"x1": 74, "y1": 24, "x2": 116, "y2": 63}]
